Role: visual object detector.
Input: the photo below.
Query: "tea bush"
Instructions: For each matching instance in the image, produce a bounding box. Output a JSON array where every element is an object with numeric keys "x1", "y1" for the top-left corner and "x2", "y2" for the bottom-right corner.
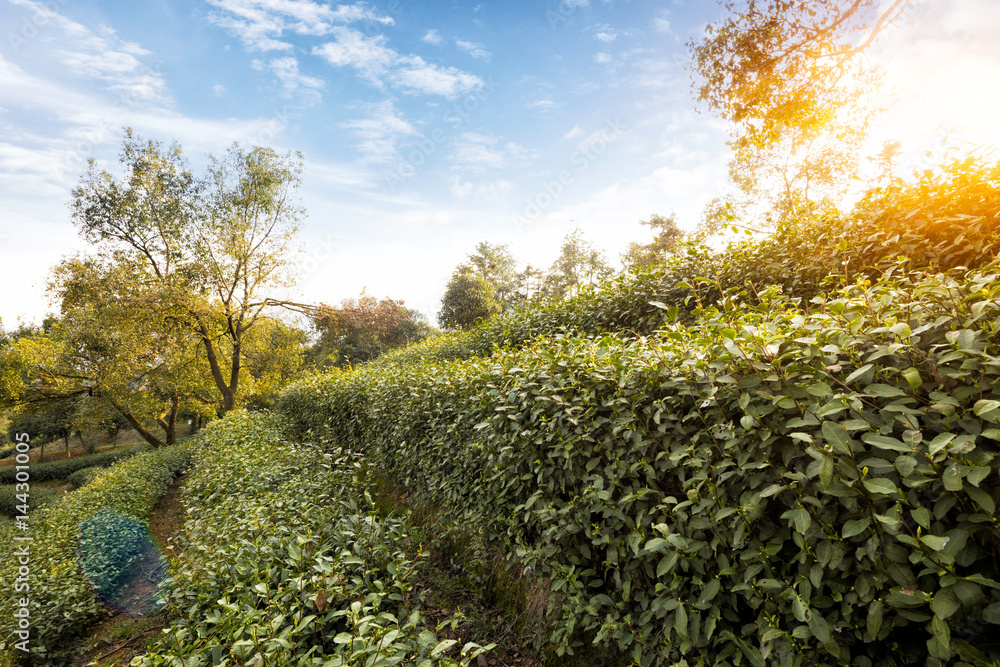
[
  {"x1": 0, "y1": 485, "x2": 59, "y2": 517},
  {"x1": 136, "y1": 410, "x2": 493, "y2": 667},
  {"x1": 278, "y1": 263, "x2": 1000, "y2": 665},
  {"x1": 0, "y1": 444, "x2": 190, "y2": 665}
]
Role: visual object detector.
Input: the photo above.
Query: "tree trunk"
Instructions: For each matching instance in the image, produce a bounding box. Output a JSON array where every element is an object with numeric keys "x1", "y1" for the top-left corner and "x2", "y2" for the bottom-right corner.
[
  {"x1": 106, "y1": 397, "x2": 165, "y2": 448},
  {"x1": 197, "y1": 320, "x2": 236, "y2": 415},
  {"x1": 156, "y1": 397, "x2": 180, "y2": 447},
  {"x1": 64, "y1": 433, "x2": 71, "y2": 459}
]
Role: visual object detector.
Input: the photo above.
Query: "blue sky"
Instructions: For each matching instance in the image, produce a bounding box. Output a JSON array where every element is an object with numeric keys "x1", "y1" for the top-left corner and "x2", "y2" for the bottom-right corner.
[{"x1": 2, "y1": 0, "x2": 999, "y2": 326}]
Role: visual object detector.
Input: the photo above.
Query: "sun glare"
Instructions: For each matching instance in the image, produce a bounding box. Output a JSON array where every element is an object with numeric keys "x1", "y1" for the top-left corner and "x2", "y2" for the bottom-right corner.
[{"x1": 865, "y1": 1, "x2": 1000, "y2": 172}]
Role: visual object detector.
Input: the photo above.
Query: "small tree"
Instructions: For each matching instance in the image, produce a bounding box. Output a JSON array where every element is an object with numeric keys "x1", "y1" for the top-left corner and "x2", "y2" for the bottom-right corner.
[
  {"x1": 438, "y1": 267, "x2": 502, "y2": 330},
  {"x1": 622, "y1": 213, "x2": 685, "y2": 270},
  {"x1": 309, "y1": 295, "x2": 432, "y2": 368},
  {"x1": 540, "y1": 229, "x2": 613, "y2": 299}
]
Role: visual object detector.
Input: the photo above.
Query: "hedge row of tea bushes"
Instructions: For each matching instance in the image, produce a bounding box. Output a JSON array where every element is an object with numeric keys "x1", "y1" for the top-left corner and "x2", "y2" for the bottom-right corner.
[
  {"x1": 136, "y1": 411, "x2": 493, "y2": 667},
  {"x1": 278, "y1": 264, "x2": 1000, "y2": 666},
  {"x1": 0, "y1": 444, "x2": 189, "y2": 665}
]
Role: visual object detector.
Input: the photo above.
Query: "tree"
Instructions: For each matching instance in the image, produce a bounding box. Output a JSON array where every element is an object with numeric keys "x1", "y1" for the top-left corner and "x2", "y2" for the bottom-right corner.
[
  {"x1": 541, "y1": 229, "x2": 613, "y2": 299},
  {"x1": 690, "y1": 0, "x2": 909, "y2": 151},
  {"x1": 310, "y1": 294, "x2": 433, "y2": 367},
  {"x1": 438, "y1": 267, "x2": 502, "y2": 330},
  {"x1": 465, "y1": 242, "x2": 522, "y2": 310},
  {"x1": 690, "y1": 0, "x2": 910, "y2": 230},
  {"x1": 67, "y1": 129, "x2": 304, "y2": 418},
  {"x1": 622, "y1": 213, "x2": 685, "y2": 270}
]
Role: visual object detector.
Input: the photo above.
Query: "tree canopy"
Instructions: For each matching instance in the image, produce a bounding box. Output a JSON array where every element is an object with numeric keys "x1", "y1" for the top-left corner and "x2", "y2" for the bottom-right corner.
[{"x1": 690, "y1": 0, "x2": 911, "y2": 228}]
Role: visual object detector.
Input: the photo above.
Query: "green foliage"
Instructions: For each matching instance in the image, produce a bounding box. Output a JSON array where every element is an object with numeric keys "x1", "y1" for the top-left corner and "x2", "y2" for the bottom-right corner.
[
  {"x1": 0, "y1": 484, "x2": 60, "y2": 517},
  {"x1": 0, "y1": 444, "x2": 190, "y2": 663},
  {"x1": 366, "y1": 157, "x2": 1000, "y2": 375},
  {"x1": 65, "y1": 129, "x2": 305, "y2": 420},
  {"x1": 0, "y1": 446, "x2": 148, "y2": 485},
  {"x1": 279, "y1": 261, "x2": 1000, "y2": 665},
  {"x1": 136, "y1": 411, "x2": 493, "y2": 666},
  {"x1": 540, "y1": 228, "x2": 613, "y2": 299},
  {"x1": 438, "y1": 267, "x2": 502, "y2": 330}
]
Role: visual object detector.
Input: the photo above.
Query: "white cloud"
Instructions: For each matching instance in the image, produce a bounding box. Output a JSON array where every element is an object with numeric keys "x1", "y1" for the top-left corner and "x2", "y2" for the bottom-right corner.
[
  {"x1": 456, "y1": 39, "x2": 491, "y2": 61},
  {"x1": 526, "y1": 98, "x2": 559, "y2": 113},
  {"x1": 8, "y1": 0, "x2": 169, "y2": 104},
  {"x1": 339, "y1": 99, "x2": 418, "y2": 165},
  {"x1": 213, "y1": 83, "x2": 228, "y2": 96},
  {"x1": 594, "y1": 24, "x2": 618, "y2": 42},
  {"x1": 314, "y1": 28, "x2": 483, "y2": 98},
  {"x1": 653, "y1": 9, "x2": 672, "y2": 34},
  {"x1": 269, "y1": 56, "x2": 325, "y2": 97},
  {"x1": 594, "y1": 52, "x2": 612, "y2": 64},
  {"x1": 564, "y1": 125, "x2": 584, "y2": 140},
  {"x1": 450, "y1": 132, "x2": 530, "y2": 172},
  {"x1": 422, "y1": 29, "x2": 443, "y2": 45},
  {"x1": 450, "y1": 177, "x2": 515, "y2": 202},
  {"x1": 389, "y1": 57, "x2": 482, "y2": 97},
  {"x1": 312, "y1": 28, "x2": 396, "y2": 82},
  {"x1": 206, "y1": 0, "x2": 394, "y2": 51}
]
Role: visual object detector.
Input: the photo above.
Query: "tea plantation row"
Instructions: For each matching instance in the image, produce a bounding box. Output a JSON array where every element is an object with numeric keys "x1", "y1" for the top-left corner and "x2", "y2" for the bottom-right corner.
[{"x1": 277, "y1": 264, "x2": 1000, "y2": 666}]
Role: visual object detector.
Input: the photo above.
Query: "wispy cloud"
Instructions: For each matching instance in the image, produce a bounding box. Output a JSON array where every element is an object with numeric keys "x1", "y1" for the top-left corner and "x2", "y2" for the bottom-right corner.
[
  {"x1": 206, "y1": 0, "x2": 393, "y2": 51},
  {"x1": 594, "y1": 52, "x2": 612, "y2": 64},
  {"x1": 9, "y1": 0, "x2": 169, "y2": 104},
  {"x1": 213, "y1": 83, "x2": 228, "y2": 96},
  {"x1": 456, "y1": 39, "x2": 491, "y2": 61},
  {"x1": 526, "y1": 98, "x2": 559, "y2": 113},
  {"x1": 313, "y1": 28, "x2": 483, "y2": 98},
  {"x1": 269, "y1": 56, "x2": 325, "y2": 98},
  {"x1": 652, "y1": 10, "x2": 672, "y2": 34},
  {"x1": 450, "y1": 176, "x2": 515, "y2": 202},
  {"x1": 422, "y1": 29, "x2": 443, "y2": 45},
  {"x1": 339, "y1": 99, "x2": 418, "y2": 165},
  {"x1": 564, "y1": 125, "x2": 583, "y2": 140},
  {"x1": 450, "y1": 132, "x2": 531, "y2": 172},
  {"x1": 594, "y1": 24, "x2": 618, "y2": 42}
]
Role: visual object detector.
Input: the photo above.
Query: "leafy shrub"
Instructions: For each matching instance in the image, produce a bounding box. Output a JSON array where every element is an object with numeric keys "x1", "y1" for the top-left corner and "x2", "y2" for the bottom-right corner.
[
  {"x1": 67, "y1": 466, "x2": 103, "y2": 490},
  {"x1": 0, "y1": 484, "x2": 60, "y2": 517},
  {"x1": 278, "y1": 263, "x2": 1000, "y2": 665},
  {"x1": 137, "y1": 411, "x2": 493, "y2": 667},
  {"x1": 0, "y1": 445, "x2": 149, "y2": 485},
  {"x1": 0, "y1": 444, "x2": 190, "y2": 664},
  {"x1": 0, "y1": 446, "x2": 17, "y2": 460}
]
